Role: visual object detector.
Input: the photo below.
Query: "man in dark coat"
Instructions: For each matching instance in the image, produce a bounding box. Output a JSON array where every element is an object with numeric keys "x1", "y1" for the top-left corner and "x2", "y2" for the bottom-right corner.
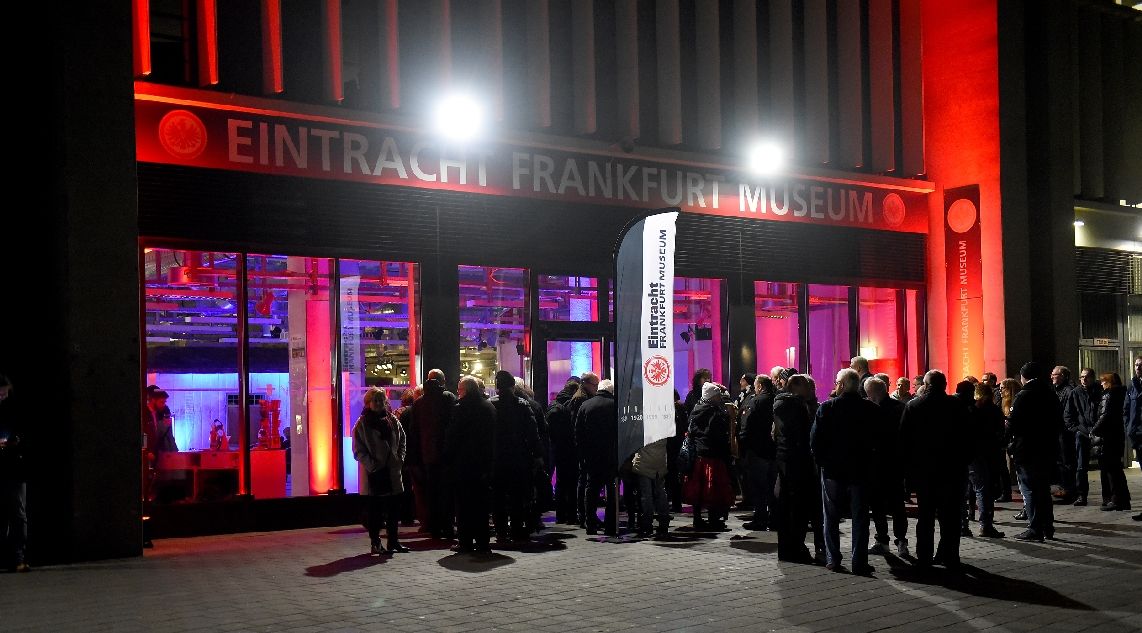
[
  {"x1": 546, "y1": 379, "x2": 580, "y2": 524},
  {"x1": 738, "y1": 375, "x2": 777, "y2": 531},
  {"x1": 490, "y1": 370, "x2": 542, "y2": 541},
  {"x1": 446, "y1": 375, "x2": 497, "y2": 553},
  {"x1": 773, "y1": 375, "x2": 823, "y2": 563},
  {"x1": 1050, "y1": 365, "x2": 1073, "y2": 496},
  {"x1": 575, "y1": 379, "x2": 618, "y2": 535},
  {"x1": 0, "y1": 375, "x2": 29, "y2": 572},
  {"x1": 1009, "y1": 362, "x2": 1062, "y2": 541},
  {"x1": 1126, "y1": 357, "x2": 1142, "y2": 521},
  {"x1": 900, "y1": 370, "x2": 972, "y2": 569},
  {"x1": 515, "y1": 378, "x2": 550, "y2": 532},
  {"x1": 406, "y1": 369, "x2": 458, "y2": 539},
  {"x1": 1062, "y1": 368, "x2": 1102, "y2": 506},
  {"x1": 811, "y1": 368, "x2": 878, "y2": 575},
  {"x1": 864, "y1": 377, "x2": 910, "y2": 558}
]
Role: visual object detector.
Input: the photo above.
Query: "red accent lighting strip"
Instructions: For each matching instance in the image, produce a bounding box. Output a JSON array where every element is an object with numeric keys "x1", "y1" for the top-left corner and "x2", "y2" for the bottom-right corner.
[
  {"x1": 261, "y1": 0, "x2": 284, "y2": 94},
  {"x1": 324, "y1": 0, "x2": 343, "y2": 103},
  {"x1": 197, "y1": 0, "x2": 219, "y2": 86},
  {"x1": 132, "y1": 0, "x2": 151, "y2": 77}
]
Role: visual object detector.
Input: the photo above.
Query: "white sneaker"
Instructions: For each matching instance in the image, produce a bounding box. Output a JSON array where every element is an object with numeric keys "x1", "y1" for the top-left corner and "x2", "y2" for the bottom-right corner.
[
  {"x1": 868, "y1": 542, "x2": 890, "y2": 555},
  {"x1": 895, "y1": 538, "x2": 910, "y2": 558}
]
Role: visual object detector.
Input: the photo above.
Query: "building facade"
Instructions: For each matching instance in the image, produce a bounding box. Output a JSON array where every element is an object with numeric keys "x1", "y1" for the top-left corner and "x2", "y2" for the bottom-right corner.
[{"x1": 4, "y1": 0, "x2": 1139, "y2": 563}]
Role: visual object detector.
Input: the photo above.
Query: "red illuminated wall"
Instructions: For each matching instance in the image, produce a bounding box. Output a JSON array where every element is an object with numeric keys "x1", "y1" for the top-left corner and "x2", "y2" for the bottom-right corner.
[{"x1": 922, "y1": 0, "x2": 1006, "y2": 378}]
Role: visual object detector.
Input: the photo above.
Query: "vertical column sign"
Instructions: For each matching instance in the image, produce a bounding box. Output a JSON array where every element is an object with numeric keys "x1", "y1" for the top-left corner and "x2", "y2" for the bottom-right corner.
[
  {"x1": 615, "y1": 211, "x2": 679, "y2": 465},
  {"x1": 944, "y1": 185, "x2": 984, "y2": 382}
]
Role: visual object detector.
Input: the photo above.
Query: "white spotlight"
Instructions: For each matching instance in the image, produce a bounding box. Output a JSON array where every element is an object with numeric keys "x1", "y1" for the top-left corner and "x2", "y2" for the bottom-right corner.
[
  {"x1": 432, "y1": 93, "x2": 485, "y2": 142},
  {"x1": 746, "y1": 139, "x2": 786, "y2": 177},
  {"x1": 1073, "y1": 220, "x2": 1084, "y2": 228}
]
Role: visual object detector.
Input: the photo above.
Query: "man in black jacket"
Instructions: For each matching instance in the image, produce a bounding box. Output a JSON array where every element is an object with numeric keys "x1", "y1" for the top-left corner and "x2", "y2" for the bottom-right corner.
[
  {"x1": 407, "y1": 369, "x2": 458, "y2": 539},
  {"x1": 0, "y1": 375, "x2": 29, "y2": 572},
  {"x1": 739, "y1": 376, "x2": 777, "y2": 531},
  {"x1": 900, "y1": 371, "x2": 972, "y2": 569},
  {"x1": 490, "y1": 370, "x2": 542, "y2": 542},
  {"x1": 1010, "y1": 362, "x2": 1061, "y2": 541},
  {"x1": 546, "y1": 379, "x2": 580, "y2": 524},
  {"x1": 865, "y1": 377, "x2": 910, "y2": 558},
  {"x1": 446, "y1": 376, "x2": 497, "y2": 553},
  {"x1": 576, "y1": 379, "x2": 618, "y2": 535},
  {"x1": 1062, "y1": 368, "x2": 1101, "y2": 506},
  {"x1": 811, "y1": 368, "x2": 878, "y2": 575},
  {"x1": 773, "y1": 375, "x2": 823, "y2": 563}
]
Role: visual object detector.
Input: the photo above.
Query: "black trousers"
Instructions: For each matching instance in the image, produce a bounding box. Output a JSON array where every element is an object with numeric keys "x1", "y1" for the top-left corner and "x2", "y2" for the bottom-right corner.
[
  {"x1": 494, "y1": 469, "x2": 532, "y2": 537},
  {"x1": 870, "y1": 472, "x2": 908, "y2": 544},
  {"x1": 456, "y1": 479, "x2": 492, "y2": 548},
  {"x1": 914, "y1": 476, "x2": 964, "y2": 565},
  {"x1": 583, "y1": 468, "x2": 617, "y2": 533},
  {"x1": 366, "y1": 494, "x2": 399, "y2": 544},
  {"x1": 775, "y1": 462, "x2": 823, "y2": 559},
  {"x1": 1099, "y1": 455, "x2": 1131, "y2": 506},
  {"x1": 2, "y1": 478, "x2": 27, "y2": 566},
  {"x1": 553, "y1": 451, "x2": 579, "y2": 522}
]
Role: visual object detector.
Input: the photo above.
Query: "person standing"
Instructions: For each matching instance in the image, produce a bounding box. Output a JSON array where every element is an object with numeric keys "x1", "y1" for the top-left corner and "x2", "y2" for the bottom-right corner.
[
  {"x1": 739, "y1": 375, "x2": 777, "y2": 531},
  {"x1": 811, "y1": 369, "x2": 878, "y2": 574},
  {"x1": 1126, "y1": 357, "x2": 1142, "y2": 521},
  {"x1": 576, "y1": 379, "x2": 619, "y2": 536},
  {"x1": 773, "y1": 375, "x2": 824, "y2": 563},
  {"x1": 0, "y1": 375, "x2": 29, "y2": 572},
  {"x1": 1000, "y1": 378, "x2": 1022, "y2": 505},
  {"x1": 1063, "y1": 368, "x2": 1102, "y2": 506},
  {"x1": 571, "y1": 372, "x2": 599, "y2": 528},
  {"x1": 546, "y1": 379, "x2": 581, "y2": 525},
  {"x1": 352, "y1": 387, "x2": 409, "y2": 556},
  {"x1": 849, "y1": 357, "x2": 873, "y2": 398},
  {"x1": 967, "y1": 383, "x2": 1006, "y2": 538},
  {"x1": 1093, "y1": 373, "x2": 1130, "y2": 512},
  {"x1": 490, "y1": 370, "x2": 542, "y2": 542},
  {"x1": 891, "y1": 377, "x2": 913, "y2": 404},
  {"x1": 1050, "y1": 366, "x2": 1074, "y2": 499},
  {"x1": 515, "y1": 378, "x2": 550, "y2": 533},
  {"x1": 631, "y1": 436, "x2": 671, "y2": 538},
  {"x1": 446, "y1": 376, "x2": 497, "y2": 553},
  {"x1": 667, "y1": 389, "x2": 688, "y2": 513},
  {"x1": 900, "y1": 371, "x2": 972, "y2": 569},
  {"x1": 865, "y1": 377, "x2": 910, "y2": 557},
  {"x1": 1010, "y1": 362, "x2": 1062, "y2": 542},
  {"x1": 406, "y1": 369, "x2": 458, "y2": 539},
  {"x1": 684, "y1": 382, "x2": 735, "y2": 530}
]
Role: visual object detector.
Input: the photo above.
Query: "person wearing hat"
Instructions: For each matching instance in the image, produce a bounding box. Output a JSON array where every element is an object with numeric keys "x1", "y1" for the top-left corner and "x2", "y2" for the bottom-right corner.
[
  {"x1": 576, "y1": 378, "x2": 619, "y2": 535},
  {"x1": 683, "y1": 382, "x2": 736, "y2": 530}
]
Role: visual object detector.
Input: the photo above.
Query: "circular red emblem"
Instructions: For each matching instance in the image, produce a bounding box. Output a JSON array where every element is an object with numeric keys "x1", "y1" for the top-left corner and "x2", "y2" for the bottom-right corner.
[
  {"x1": 881, "y1": 193, "x2": 906, "y2": 227},
  {"x1": 643, "y1": 355, "x2": 671, "y2": 387},
  {"x1": 947, "y1": 199, "x2": 978, "y2": 234},
  {"x1": 158, "y1": 109, "x2": 208, "y2": 160}
]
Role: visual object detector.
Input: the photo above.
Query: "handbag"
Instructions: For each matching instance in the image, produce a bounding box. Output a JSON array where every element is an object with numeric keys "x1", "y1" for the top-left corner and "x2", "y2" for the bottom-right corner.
[
  {"x1": 1090, "y1": 435, "x2": 1104, "y2": 459},
  {"x1": 678, "y1": 434, "x2": 697, "y2": 475}
]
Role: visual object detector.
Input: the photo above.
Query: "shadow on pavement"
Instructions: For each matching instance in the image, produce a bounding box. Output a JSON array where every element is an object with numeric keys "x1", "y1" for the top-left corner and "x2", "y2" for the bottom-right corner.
[
  {"x1": 304, "y1": 553, "x2": 388, "y2": 577},
  {"x1": 990, "y1": 538, "x2": 1142, "y2": 571},
  {"x1": 491, "y1": 534, "x2": 569, "y2": 553},
  {"x1": 327, "y1": 526, "x2": 367, "y2": 535},
  {"x1": 729, "y1": 540, "x2": 779, "y2": 555},
  {"x1": 437, "y1": 552, "x2": 514, "y2": 573},
  {"x1": 402, "y1": 536, "x2": 459, "y2": 552},
  {"x1": 1054, "y1": 520, "x2": 1142, "y2": 535},
  {"x1": 886, "y1": 558, "x2": 1094, "y2": 611}
]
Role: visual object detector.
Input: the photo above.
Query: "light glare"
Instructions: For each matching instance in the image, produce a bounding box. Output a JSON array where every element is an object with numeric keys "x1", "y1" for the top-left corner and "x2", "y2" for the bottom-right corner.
[{"x1": 433, "y1": 93, "x2": 485, "y2": 142}]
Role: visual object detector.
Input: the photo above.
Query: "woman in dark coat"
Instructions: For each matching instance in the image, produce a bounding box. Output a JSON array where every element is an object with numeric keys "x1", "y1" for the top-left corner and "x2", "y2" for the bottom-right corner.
[
  {"x1": 352, "y1": 387, "x2": 409, "y2": 555},
  {"x1": 1093, "y1": 373, "x2": 1130, "y2": 512},
  {"x1": 683, "y1": 382, "x2": 735, "y2": 529}
]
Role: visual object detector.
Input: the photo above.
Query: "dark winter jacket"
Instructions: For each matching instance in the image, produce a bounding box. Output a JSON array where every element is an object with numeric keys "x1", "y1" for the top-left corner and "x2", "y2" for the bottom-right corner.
[
  {"x1": 871, "y1": 396, "x2": 906, "y2": 472},
  {"x1": 352, "y1": 409, "x2": 407, "y2": 496},
  {"x1": 446, "y1": 392, "x2": 497, "y2": 484},
  {"x1": 407, "y1": 379, "x2": 457, "y2": 468},
  {"x1": 575, "y1": 391, "x2": 618, "y2": 473},
  {"x1": 0, "y1": 396, "x2": 27, "y2": 481},
  {"x1": 1125, "y1": 376, "x2": 1142, "y2": 451},
  {"x1": 773, "y1": 392, "x2": 812, "y2": 468},
  {"x1": 687, "y1": 400, "x2": 731, "y2": 461},
  {"x1": 1093, "y1": 386, "x2": 1127, "y2": 457},
  {"x1": 490, "y1": 390, "x2": 542, "y2": 475},
  {"x1": 810, "y1": 392, "x2": 878, "y2": 482},
  {"x1": 1007, "y1": 378, "x2": 1063, "y2": 468},
  {"x1": 970, "y1": 401, "x2": 1006, "y2": 463},
  {"x1": 737, "y1": 391, "x2": 776, "y2": 460},
  {"x1": 899, "y1": 390, "x2": 971, "y2": 481},
  {"x1": 546, "y1": 385, "x2": 578, "y2": 461},
  {"x1": 1063, "y1": 384, "x2": 1103, "y2": 437}
]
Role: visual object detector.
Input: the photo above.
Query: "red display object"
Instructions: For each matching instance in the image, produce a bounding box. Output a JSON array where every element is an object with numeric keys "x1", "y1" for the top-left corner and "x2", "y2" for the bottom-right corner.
[{"x1": 251, "y1": 450, "x2": 287, "y2": 499}]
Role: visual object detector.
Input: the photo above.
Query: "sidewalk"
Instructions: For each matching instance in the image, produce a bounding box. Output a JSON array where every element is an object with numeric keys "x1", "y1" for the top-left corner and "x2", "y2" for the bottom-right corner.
[{"x1": 2, "y1": 476, "x2": 1140, "y2": 632}]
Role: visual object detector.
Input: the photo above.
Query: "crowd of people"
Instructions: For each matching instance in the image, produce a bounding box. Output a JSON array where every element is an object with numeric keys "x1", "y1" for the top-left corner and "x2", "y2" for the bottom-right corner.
[{"x1": 348, "y1": 356, "x2": 1142, "y2": 574}]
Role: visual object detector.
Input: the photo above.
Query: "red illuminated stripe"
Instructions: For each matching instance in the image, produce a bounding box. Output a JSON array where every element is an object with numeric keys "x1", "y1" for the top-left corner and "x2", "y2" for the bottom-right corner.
[
  {"x1": 384, "y1": 0, "x2": 400, "y2": 108},
  {"x1": 197, "y1": 0, "x2": 219, "y2": 86},
  {"x1": 324, "y1": 0, "x2": 343, "y2": 103},
  {"x1": 261, "y1": 0, "x2": 284, "y2": 94},
  {"x1": 132, "y1": 0, "x2": 151, "y2": 77}
]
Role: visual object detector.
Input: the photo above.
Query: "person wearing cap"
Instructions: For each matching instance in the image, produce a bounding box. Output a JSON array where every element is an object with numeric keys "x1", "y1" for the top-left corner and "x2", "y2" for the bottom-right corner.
[
  {"x1": 490, "y1": 370, "x2": 542, "y2": 542},
  {"x1": 683, "y1": 382, "x2": 735, "y2": 530},
  {"x1": 576, "y1": 379, "x2": 619, "y2": 535},
  {"x1": 406, "y1": 369, "x2": 458, "y2": 539}
]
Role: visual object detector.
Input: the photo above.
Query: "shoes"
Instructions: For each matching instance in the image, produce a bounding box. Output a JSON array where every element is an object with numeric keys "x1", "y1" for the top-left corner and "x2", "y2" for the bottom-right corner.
[
  {"x1": 370, "y1": 540, "x2": 388, "y2": 556},
  {"x1": 586, "y1": 527, "x2": 598, "y2": 535},
  {"x1": 387, "y1": 542, "x2": 411, "y2": 553},
  {"x1": 1073, "y1": 496, "x2": 1087, "y2": 506},
  {"x1": 1013, "y1": 530, "x2": 1043, "y2": 542},
  {"x1": 450, "y1": 544, "x2": 474, "y2": 553},
  {"x1": 978, "y1": 526, "x2": 1006, "y2": 538},
  {"x1": 741, "y1": 521, "x2": 768, "y2": 531},
  {"x1": 851, "y1": 563, "x2": 875, "y2": 576},
  {"x1": 1014, "y1": 510, "x2": 1027, "y2": 521},
  {"x1": 868, "y1": 542, "x2": 890, "y2": 556},
  {"x1": 1100, "y1": 502, "x2": 1119, "y2": 511},
  {"x1": 708, "y1": 520, "x2": 729, "y2": 531},
  {"x1": 1116, "y1": 504, "x2": 1132, "y2": 512},
  {"x1": 825, "y1": 562, "x2": 848, "y2": 573},
  {"x1": 961, "y1": 527, "x2": 973, "y2": 537},
  {"x1": 895, "y1": 538, "x2": 911, "y2": 558},
  {"x1": 1133, "y1": 513, "x2": 1142, "y2": 521}
]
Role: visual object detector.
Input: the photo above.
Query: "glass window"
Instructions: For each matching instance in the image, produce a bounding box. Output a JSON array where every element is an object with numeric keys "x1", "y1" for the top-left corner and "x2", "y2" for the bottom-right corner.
[
  {"x1": 546, "y1": 339, "x2": 604, "y2": 402},
  {"x1": 143, "y1": 249, "x2": 240, "y2": 504},
  {"x1": 807, "y1": 284, "x2": 851, "y2": 402},
  {"x1": 539, "y1": 275, "x2": 601, "y2": 322},
  {"x1": 339, "y1": 260, "x2": 419, "y2": 494},
  {"x1": 906, "y1": 289, "x2": 923, "y2": 379},
  {"x1": 858, "y1": 287, "x2": 902, "y2": 382},
  {"x1": 675, "y1": 277, "x2": 725, "y2": 398},
  {"x1": 459, "y1": 265, "x2": 530, "y2": 386},
  {"x1": 755, "y1": 281, "x2": 800, "y2": 377}
]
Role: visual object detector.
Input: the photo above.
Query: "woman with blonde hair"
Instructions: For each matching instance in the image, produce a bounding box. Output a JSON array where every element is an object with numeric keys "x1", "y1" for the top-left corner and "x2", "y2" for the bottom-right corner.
[
  {"x1": 352, "y1": 387, "x2": 409, "y2": 555},
  {"x1": 1000, "y1": 378, "x2": 1022, "y2": 508}
]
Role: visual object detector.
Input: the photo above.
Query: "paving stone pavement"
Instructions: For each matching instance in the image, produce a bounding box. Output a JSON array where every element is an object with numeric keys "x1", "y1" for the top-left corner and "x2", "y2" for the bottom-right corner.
[{"x1": 2, "y1": 475, "x2": 1141, "y2": 632}]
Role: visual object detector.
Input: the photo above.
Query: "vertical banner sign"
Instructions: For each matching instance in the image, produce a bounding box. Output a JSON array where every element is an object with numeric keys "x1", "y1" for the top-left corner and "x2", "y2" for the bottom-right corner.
[
  {"x1": 944, "y1": 185, "x2": 984, "y2": 382},
  {"x1": 340, "y1": 275, "x2": 362, "y2": 428},
  {"x1": 616, "y1": 211, "x2": 679, "y2": 465}
]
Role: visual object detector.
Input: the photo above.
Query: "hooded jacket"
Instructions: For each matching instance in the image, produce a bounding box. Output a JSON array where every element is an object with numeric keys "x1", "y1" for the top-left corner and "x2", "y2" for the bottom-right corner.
[{"x1": 687, "y1": 399, "x2": 731, "y2": 461}]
